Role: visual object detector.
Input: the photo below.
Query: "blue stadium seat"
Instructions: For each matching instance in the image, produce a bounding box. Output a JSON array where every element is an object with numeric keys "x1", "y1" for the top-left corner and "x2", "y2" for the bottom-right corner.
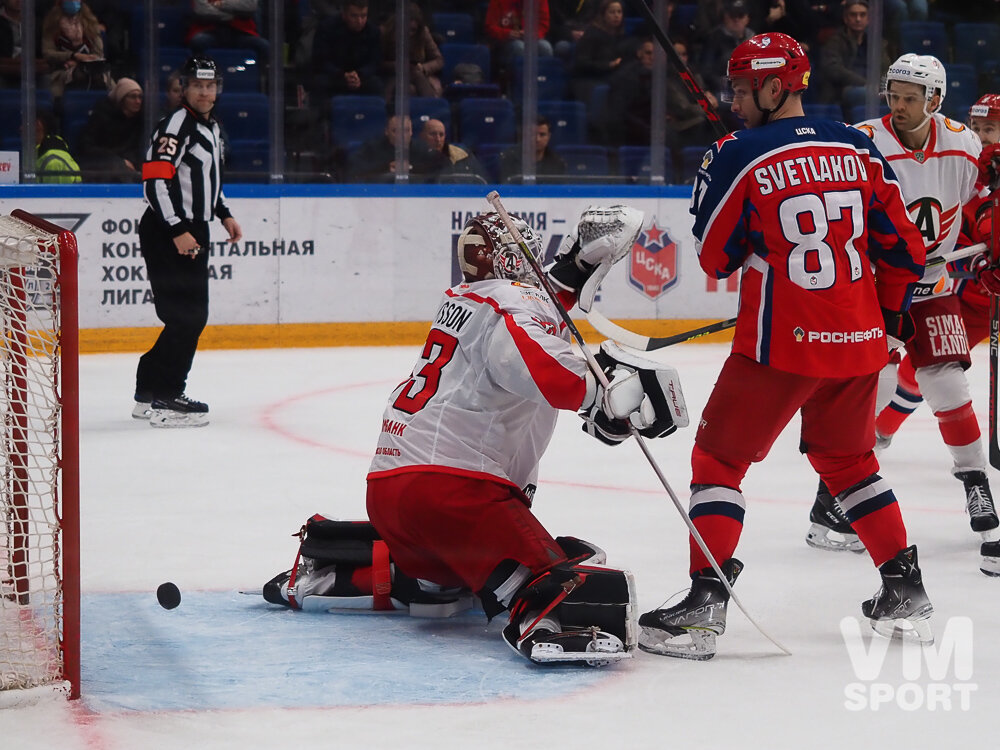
[
  {"x1": 953, "y1": 23, "x2": 1000, "y2": 74},
  {"x1": 432, "y1": 12, "x2": 475, "y2": 44},
  {"x1": 673, "y1": 4, "x2": 698, "y2": 36},
  {"x1": 131, "y1": 6, "x2": 190, "y2": 56},
  {"x1": 473, "y1": 143, "x2": 512, "y2": 184},
  {"x1": 803, "y1": 103, "x2": 843, "y2": 120},
  {"x1": 538, "y1": 100, "x2": 586, "y2": 146},
  {"x1": 441, "y1": 43, "x2": 491, "y2": 85},
  {"x1": 214, "y1": 93, "x2": 270, "y2": 142},
  {"x1": 458, "y1": 98, "x2": 516, "y2": 149},
  {"x1": 510, "y1": 56, "x2": 569, "y2": 101},
  {"x1": 944, "y1": 64, "x2": 978, "y2": 120},
  {"x1": 227, "y1": 140, "x2": 270, "y2": 183},
  {"x1": 59, "y1": 90, "x2": 108, "y2": 150},
  {"x1": 680, "y1": 145, "x2": 708, "y2": 183},
  {"x1": 555, "y1": 145, "x2": 609, "y2": 177},
  {"x1": 898, "y1": 21, "x2": 949, "y2": 62},
  {"x1": 207, "y1": 48, "x2": 262, "y2": 93},
  {"x1": 409, "y1": 97, "x2": 452, "y2": 137},
  {"x1": 329, "y1": 95, "x2": 387, "y2": 148},
  {"x1": 152, "y1": 46, "x2": 191, "y2": 86},
  {"x1": 618, "y1": 145, "x2": 674, "y2": 182},
  {"x1": 0, "y1": 91, "x2": 53, "y2": 143},
  {"x1": 587, "y1": 83, "x2": 610, "y2": 140}
]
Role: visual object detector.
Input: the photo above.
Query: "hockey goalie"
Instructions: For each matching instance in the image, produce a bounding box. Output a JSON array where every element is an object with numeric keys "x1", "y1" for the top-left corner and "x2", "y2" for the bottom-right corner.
[{"x1": 262, "y1": 204, "x2": 690, "y2": 666}]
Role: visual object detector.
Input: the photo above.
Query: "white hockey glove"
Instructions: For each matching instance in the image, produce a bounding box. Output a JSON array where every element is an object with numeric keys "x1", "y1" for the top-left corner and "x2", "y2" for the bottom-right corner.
[
  {"x1": 547, "y1": 205, "x2": 644, "y2": 312},
  {"x1": 578, "y1": 340, "x2": 689, "y2": 445}
]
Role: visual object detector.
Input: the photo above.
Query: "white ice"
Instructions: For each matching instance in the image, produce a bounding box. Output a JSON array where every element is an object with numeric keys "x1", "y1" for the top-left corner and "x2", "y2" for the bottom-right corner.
[{"x1": 4, "y1": 342, "x2": 998, "y2": 749}]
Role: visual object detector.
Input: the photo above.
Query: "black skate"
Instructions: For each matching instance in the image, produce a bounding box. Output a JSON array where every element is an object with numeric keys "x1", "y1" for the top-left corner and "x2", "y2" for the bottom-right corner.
[
  {"x1": 149, "y1": 394, "x2": 209, "y2": 428},
  {"x1": 954, "y1": 471, "x2": 999, "y2": 538},
  {"x1": 503, "y1": 613, "x2": 630, "y2": 667},
  {"x1": 805, "y1": 480, "x2": 864, "y2": 553},
  {"x1": 981, "y1": 541, "x2": 1000, "y2": 577},
  {"x1": 637, "y1": 558, "x2": 743, "y2": 660},
  {"x1": 862, "y1": 545, "x2": 933, "y2": 643}
]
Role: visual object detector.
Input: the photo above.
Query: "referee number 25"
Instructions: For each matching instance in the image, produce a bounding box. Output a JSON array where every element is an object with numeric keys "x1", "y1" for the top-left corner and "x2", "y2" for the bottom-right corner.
[
  {"x1": 780, "y1": 189, "x2": 865, "y2": 290},
  {"x1": 392, "y1": 329, "x2": 458, "y2": 414}
]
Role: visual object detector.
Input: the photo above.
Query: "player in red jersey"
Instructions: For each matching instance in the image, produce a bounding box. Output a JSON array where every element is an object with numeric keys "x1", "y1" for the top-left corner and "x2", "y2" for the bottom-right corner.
[{"x1": 638, "y1": 33, "x2": 933, "y2": 661}]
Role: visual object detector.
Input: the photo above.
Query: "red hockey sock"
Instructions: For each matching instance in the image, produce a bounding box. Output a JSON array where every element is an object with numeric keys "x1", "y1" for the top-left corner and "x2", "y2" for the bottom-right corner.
[
  {"x1": 935, "y1": 402, "x2": 981, "y2": 447},
  {"x1": 851, "y1": 504, "x2": 907, "y2": 568},
  {"x1": 689, "y1": 515, "x2": 743, "y2": 575}
]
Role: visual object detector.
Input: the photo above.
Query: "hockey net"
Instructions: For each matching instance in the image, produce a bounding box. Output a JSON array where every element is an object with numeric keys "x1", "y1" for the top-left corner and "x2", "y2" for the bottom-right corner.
[{"x1": 0, "y1": 210, "x2": 79, "y2": 702}]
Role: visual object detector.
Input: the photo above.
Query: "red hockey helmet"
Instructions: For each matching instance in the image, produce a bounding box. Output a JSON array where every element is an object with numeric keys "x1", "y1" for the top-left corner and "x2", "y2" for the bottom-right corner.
[
  {"x1": 970, "y1": 94, "x2": 1000, "y2": 122},
  {"x1": 727, "y1": 32, "x2": 810, "y2": 93}
]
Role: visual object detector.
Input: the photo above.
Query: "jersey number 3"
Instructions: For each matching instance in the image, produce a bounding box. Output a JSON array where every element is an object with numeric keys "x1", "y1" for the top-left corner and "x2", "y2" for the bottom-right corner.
[
  {"x1": 780, "y1": 190, "x2": 865, "y2": 290},
  {"x1": 392, "y1": 329, "x2": 459, "y2": 414}
]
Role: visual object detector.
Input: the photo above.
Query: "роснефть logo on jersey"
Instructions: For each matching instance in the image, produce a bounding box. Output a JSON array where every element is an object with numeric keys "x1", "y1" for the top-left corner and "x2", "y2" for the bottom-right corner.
[{"x1": 628, "y1": 219, "x2": 678, "y2": 301}]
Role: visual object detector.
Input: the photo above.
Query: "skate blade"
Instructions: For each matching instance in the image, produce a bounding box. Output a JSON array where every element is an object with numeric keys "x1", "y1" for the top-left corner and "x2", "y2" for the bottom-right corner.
[
  {"x1": 805, "y1": 523, "x2": 865, "y2": 553},
  {"x1": 870, "y1": 611, "x2": 934, "y2": 644},
  {"x1": 977, "y1": 527, "x2": 1000, "y2": 543},
  {"x1": 637, "y1": 626, "x2": 716, "y2": 660},
  {"x1": 980, "y1": 554, "x2": 1000, "y2": 577},
  {"x1": 131, "y1": 403, "x2": 151, "y2": 419},
  {"x1": 529, "y1": 642, "x2": 631, "y2": 667},
  {"x1": 149, "y1": 411, "x2": 209, "y2": 428}
]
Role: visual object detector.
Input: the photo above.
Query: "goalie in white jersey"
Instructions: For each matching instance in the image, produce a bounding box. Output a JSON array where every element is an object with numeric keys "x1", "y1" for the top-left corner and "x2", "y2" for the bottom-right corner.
[
  {"x1": 806, "y1": 53, "x2": 1000, "y2": 555},
  {"x1": 364, "y1": 206, "x2": 687, "y2": 665}
]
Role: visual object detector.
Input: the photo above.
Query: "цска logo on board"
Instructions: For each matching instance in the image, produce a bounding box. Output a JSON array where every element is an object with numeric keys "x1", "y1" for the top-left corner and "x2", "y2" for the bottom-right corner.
[{"x1": 628, "y1": 219, "x2": 678, "y2": 301}]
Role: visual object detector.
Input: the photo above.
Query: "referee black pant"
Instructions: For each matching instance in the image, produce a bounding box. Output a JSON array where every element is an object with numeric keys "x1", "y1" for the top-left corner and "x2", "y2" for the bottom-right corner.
[{"x1": 135, "y1": 210, "x2": 210, "y2": 401}]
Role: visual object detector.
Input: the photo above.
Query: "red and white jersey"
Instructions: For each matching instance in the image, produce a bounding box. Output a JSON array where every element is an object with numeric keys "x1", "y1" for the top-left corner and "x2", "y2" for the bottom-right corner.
[
  {"x1": 690, "y1": 116, "x2": 926, "y2": 378},
  {"x1": 367, "y1": 278, "x2": 588, "y2": 493},
  {"x1": 855, "y1": 113, "x2": 982, "y2": 299}
]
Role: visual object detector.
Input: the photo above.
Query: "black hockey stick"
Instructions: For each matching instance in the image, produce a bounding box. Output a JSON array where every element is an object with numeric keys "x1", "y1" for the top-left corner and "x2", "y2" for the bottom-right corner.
[
  {"x1": 989, "y1": 190, "x2": 1000, "y2": 469},
  {"x1": 631, "y1": 0, "x2": 729, "y2": 138},
  {"x1": 485, "y1": 190, "x2": 791, "y2": 657}
]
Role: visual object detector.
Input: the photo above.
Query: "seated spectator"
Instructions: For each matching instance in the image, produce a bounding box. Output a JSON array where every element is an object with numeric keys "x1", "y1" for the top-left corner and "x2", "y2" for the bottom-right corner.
[
  {"x1": 818, "y1": 0, "x2": 889, "y2": 114},
  {"x1": 348, "y1": 114, "x2": 445, "y2": 182},
  {"x1": 549, "y1": 0, "x2": 599, "y2": 59},
  {"x1": 697, "y1": 0, "x2": 753, "y2": 127},
  {"x1": 310, "y1": 0, "x2": 383, "y2": 99},
  {"x1": 35, "y1": 107, "x2": 81, "y2": 183},
  {"x1": 571, "y1": 0, "x2": 632, "y2": 103},
  {"x1": 76, "y1": 76, "x2": 144, "y2": 182},
  {"x1": 419, "y1": 117, "x2": 487, "y2": 182},
  {"x1": 380, "y1": 3, "x2": 444, "y2": 99},
  {"x1": 499, "y1": 115, "x2": 565, "y2": 182},
  {"x1": 163, "y1": 69, "x2": 183, "y2": 115},
  {"x1": 187, "y1": 0, "x2": 270, "y2": 60},
  {"x1": 484, "y1": 0, "x2": 553, "y2": 64},
  {"x1": 41, "y1": 0, "x2": 109, "y2": 96},
  {"x1": 753, "y1": 0, "x2": 823, "y2": 52}
]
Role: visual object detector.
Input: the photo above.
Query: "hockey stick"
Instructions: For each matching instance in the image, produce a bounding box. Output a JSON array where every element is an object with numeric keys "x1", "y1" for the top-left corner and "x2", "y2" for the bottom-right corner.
[
  {"x1": 630, "y1": 0, "x2": 728, "y2": 138},
  {"x1": 485, "y1": 190, "x2": 791, "y2": 657},
  {"x1": 989, "y1": 191, "x2": 1000, "y2": 469},
  {"x1": 586, "y1": 242, "x2": 987, "y2": 352}
]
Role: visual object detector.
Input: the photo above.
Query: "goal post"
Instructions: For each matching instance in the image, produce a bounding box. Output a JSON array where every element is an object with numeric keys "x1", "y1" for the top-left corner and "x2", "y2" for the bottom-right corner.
[{"x1": 0, "y1": 210, "x2": 79, "y2": 701}]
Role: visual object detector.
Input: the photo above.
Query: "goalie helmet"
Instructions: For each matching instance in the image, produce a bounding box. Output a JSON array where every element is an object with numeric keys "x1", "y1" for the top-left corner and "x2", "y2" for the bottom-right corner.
[
  {"x1": 457, "y1": 212, "x2": 542, "y2": 285},
  {"x1": 726, "y1": 32, "x2": 810, "y2": 94},
  {"x1": 180, "y1": 56, "x2": 224, "y2": 92},
  {"x1": 883, "y1": 53, "x2": 946, "y2": 105},
  {"x1": 970, "y1": 94, "x2": 1000, "y2": 122}
]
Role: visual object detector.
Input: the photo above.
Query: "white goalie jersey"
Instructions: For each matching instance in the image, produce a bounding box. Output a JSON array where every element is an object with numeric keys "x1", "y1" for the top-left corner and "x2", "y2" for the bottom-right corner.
[
  {"x1": 855, "y1": 113, "x2": 982, "y2": 300},
  {"x1": 367, "y1": 278, "x2": 589, "y2": 493}
]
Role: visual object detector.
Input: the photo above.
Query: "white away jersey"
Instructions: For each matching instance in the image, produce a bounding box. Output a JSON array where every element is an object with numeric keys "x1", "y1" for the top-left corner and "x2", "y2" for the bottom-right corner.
[
  {"x1": 855, "y1": 113, "x2": 981, "y2": 299},
  {"x1": 367, "y1": 278, "x2": 589, "y2": 493}
]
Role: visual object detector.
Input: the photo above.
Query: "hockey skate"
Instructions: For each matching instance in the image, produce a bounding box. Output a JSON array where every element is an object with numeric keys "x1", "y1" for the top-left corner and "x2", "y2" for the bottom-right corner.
[
  {"x1": 637, "y1": 558, "x2": 743, "y2": 661},
  {"x1": 862, "y1": 545, "x2": 933, "y2": 643},
  {"x1": 954, "y1": 471, "x2": 1000, "y2": 538},
  {"x1": 132, "y1": 400, "x2": 152, "y2": 420},
  {"x1": 149, "y1": 394, "x2": 209, "y2": 428},
  {"x1": 805, "y1": 480, "x2": 864, "y2": 553},
  {"x1": 981, "y1": 541, "x2": 1000, "y2": 577},
  {"x1": 504, "y1": 614, "x2": 630, "y2": 667}
]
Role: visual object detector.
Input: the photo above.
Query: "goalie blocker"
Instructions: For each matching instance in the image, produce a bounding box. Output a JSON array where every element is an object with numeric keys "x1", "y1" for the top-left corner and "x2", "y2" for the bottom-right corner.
[{"x1": 263, "y1": 515, "x2": 637, "y2": 666}]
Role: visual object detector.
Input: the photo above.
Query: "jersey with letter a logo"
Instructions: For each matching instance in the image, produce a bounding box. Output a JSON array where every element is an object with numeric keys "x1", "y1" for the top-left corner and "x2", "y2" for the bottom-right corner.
[
  {"x1": 690, "y1": 117, "x2": 925, "y2": 377},
  {"x1": 855, "y1": 113, "x2": 982, "y2": 299}
]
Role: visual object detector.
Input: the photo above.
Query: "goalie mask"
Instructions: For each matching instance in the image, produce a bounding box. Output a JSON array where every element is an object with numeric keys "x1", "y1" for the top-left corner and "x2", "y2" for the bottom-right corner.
[{"x1": 457, "y1": 212, "x2": 542, "y2": 285}]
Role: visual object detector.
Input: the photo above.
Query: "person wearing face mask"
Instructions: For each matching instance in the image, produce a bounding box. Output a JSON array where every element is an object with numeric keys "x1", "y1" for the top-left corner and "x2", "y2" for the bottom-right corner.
[{"x1": 41, "y1": 0, "x2": 107, "y2": 96}]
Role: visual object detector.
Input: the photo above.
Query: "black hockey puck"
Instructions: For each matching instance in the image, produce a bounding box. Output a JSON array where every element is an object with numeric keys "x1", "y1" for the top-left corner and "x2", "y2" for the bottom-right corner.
[{"x1": 156, "y1": 582, "x2": 181, "y2": 610}]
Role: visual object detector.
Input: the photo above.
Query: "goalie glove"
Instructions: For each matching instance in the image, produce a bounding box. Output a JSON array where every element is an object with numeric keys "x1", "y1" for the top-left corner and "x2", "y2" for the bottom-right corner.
[
  {"x1": 578, "y1": 340, "x2": 690, "y2": 445},
  {"x1": 547, "y1": 205, "x2": 644, "y2": 313}
]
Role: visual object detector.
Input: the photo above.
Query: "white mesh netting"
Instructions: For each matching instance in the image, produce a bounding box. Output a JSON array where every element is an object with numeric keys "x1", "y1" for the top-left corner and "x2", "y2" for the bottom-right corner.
[{"x1": 0, "y1": 215, "x2": 65, "y2": 693}]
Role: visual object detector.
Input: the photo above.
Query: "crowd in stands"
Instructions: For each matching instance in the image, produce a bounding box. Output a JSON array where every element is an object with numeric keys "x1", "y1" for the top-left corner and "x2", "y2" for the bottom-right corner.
[{"x1": 0, "y1": 0, "x2": 998, "y2": 183}]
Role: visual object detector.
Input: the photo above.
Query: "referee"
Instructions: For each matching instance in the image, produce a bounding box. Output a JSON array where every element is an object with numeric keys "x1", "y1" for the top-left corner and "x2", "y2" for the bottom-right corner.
[{"x1": 134, "y1": 56, "x2": 242, "y2": 428}]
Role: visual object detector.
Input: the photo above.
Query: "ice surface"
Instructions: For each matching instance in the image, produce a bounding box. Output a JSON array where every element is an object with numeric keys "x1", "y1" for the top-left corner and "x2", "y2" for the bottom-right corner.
[{"x1": 4, "y1": 343, "x2": 997, "y2": 748}]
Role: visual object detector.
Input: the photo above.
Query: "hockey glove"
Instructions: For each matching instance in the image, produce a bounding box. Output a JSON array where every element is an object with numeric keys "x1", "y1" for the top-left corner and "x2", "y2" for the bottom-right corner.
[
  {"x1": 978, "y1": 143, "x2": 1000, "y2": 192},
  {"x1": 971, "y1": 251, "x2": 1000, "y2": 296},
  {"x1": 881, "y1": 307, "x2": 916, "y2": 351},
  {"x1": 547, "y1": 205, "x2": 644, "y2": 312}
]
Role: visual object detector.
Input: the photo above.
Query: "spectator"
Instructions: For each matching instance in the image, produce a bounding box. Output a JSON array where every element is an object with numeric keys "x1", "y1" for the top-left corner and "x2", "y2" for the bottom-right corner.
[
  {"x1": 35, "y1": 107, "x2": 81, "y2": 183},
  {"x1": 570, "y1": 0, "x2": 632, "y2": 103},
  {"x1": 309, "y1": 0, "x2": 383, "y2": 99},
  {"x1": 697, "y1": 0, "x2": 753, "y2": 115},
  {"x1": 753, "y1": 0, "x2": 822, "y2": 52},
  {"x1": 549, "y1": 0, "x2": 599, "y2": 59},
  {"x1": 419, "y1": 117, "x2": 487, "y2": 182},
  {"x1": 41, "y1": 0, "x2": 109, "y2": 97},
  {"x1": 164, "y1": 69, "x2": 183, "y2": 114},
  {"x1": 818, "y1": 0, "x2": 889, "y2": 114},
  {"x1": 348, "y1": 113, "x2": 445, "y2": 182},
  {"x1": 380, "y1": 3, "x2": 445, "y2": 99},
  {"x1": 499, "y1": 115, "x2": 565, "y2": 182},
  {"x1": 0, "y1": 0, "x2": 32, "y2": 87},
  {"x1": 187, "y1": 0, "x2": 270, "y2": 60},
  {"x1": 484, "y1": 0, "x2": 553, "y2": 63},
  {"x1": 77, "y1": 76, "x2": 145, "y2": 182}
]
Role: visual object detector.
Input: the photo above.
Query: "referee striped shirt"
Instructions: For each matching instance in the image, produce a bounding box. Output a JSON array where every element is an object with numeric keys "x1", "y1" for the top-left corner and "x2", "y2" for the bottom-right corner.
[{"x1": 142, "y1": 104, "x2": 232, "y2": 236}]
